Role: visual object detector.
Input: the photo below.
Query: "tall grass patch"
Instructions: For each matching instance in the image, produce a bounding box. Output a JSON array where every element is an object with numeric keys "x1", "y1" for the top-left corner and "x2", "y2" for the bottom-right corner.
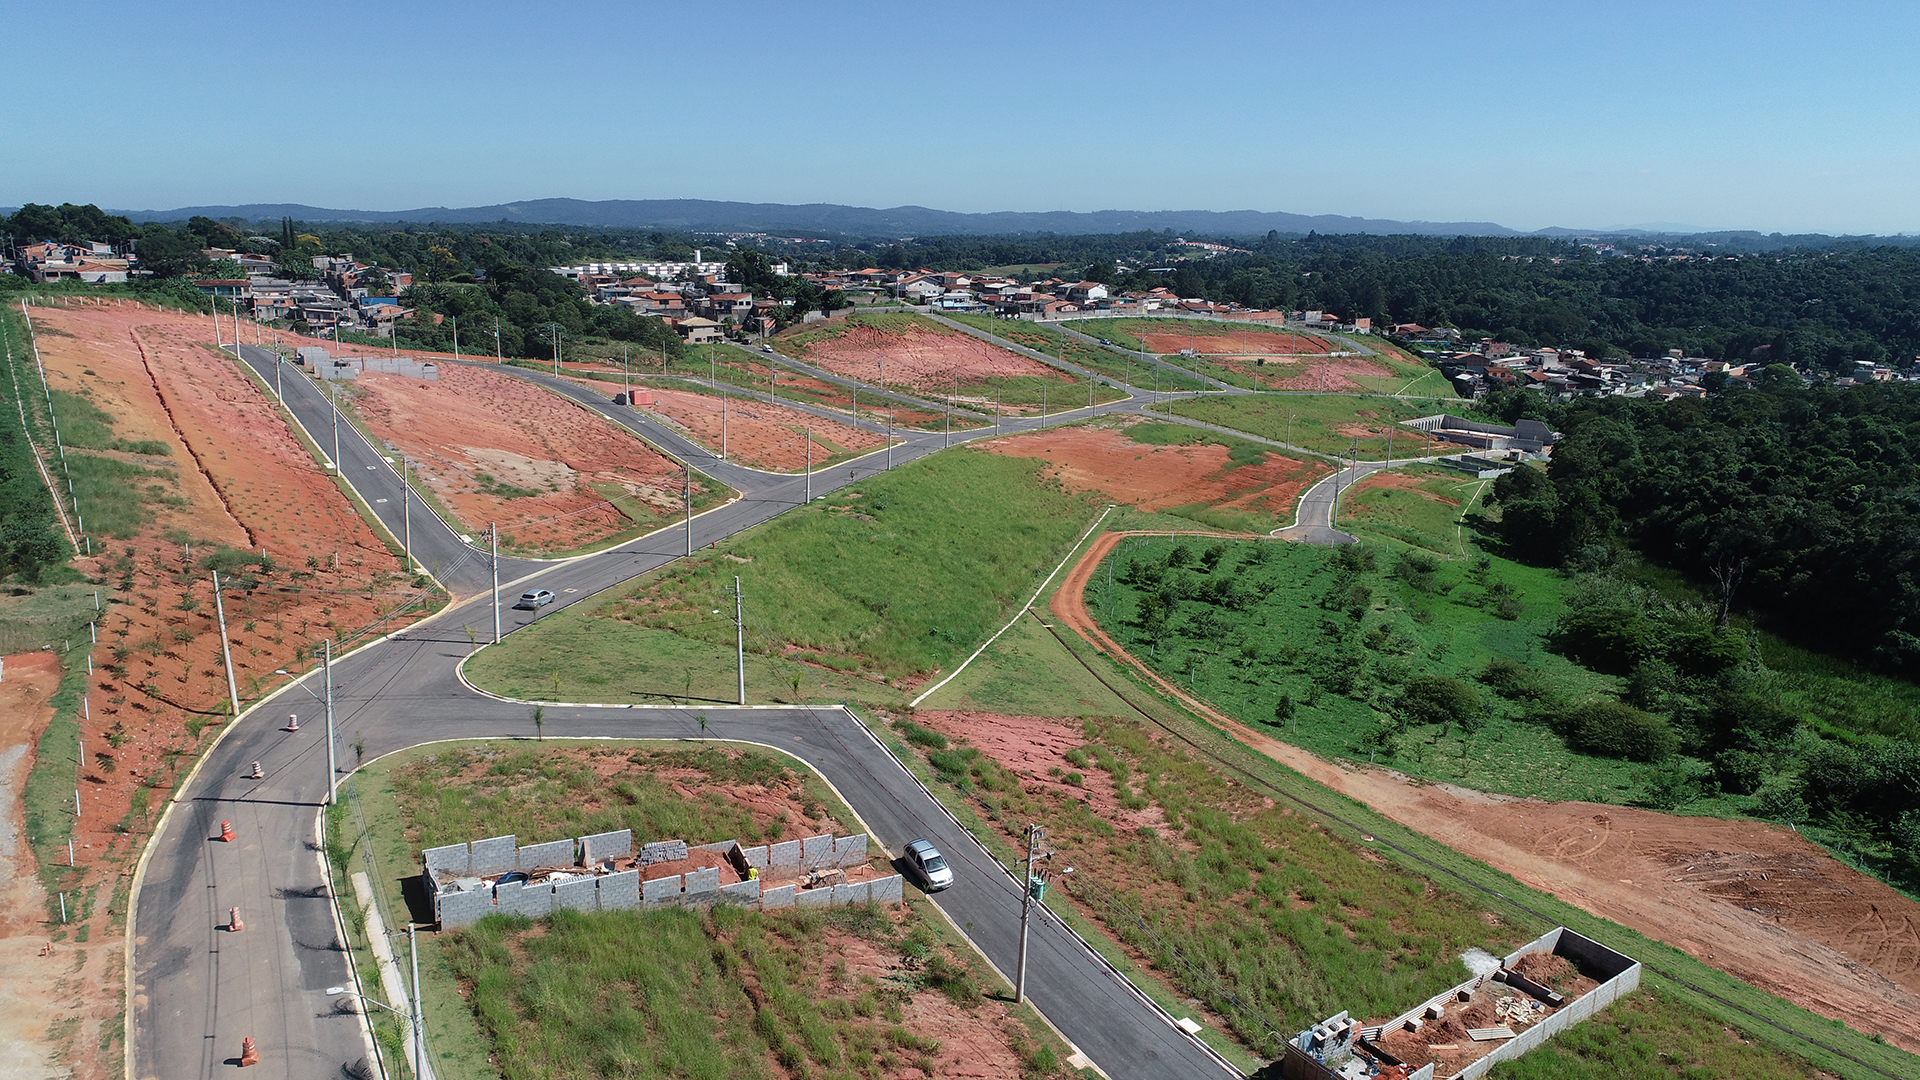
[{"x1": 1161, "y1": 393, "x2": 1450, "y2": 457}]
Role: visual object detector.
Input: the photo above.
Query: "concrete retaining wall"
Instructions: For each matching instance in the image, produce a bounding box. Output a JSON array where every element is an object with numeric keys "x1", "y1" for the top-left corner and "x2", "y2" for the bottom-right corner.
[
  {"x1": 719, "y1": 879, "x2": 762, "y2": 906},
  {"x1": 643, "y1": 875, "x2": 682, "y2": 907},
  {"x1": 517, "y1": 839, "x2": 574, "y2": 871},
  {"x1": 470, "y1": 834, "x2": 517, "y2": 876},
  {"x1": 422, "y1": 843, "x2": 470, "y2": 877},
  {"x1": 800, "y1": 834, "x2": 834, "y2": 869},
  {"x1": 794, "y1": 885, "x2": 833, "y2": 908},
  {"x1": 600, "y1": 869, "x2": 640, "y2": 912},
  {"x1": 869, "y1": 875, "x2": 903, "y2": 904},
  {"x1": 552, "y1": 877, "x2": 598, "y2": 912},
  {"x1": 833, "y1": 833, "x2": 869, "y2": 868},
  {"x1": 500, "y1": 881, "x2": 552, "y2": 919},
  {"x1": 580, "y1": 829, "x2": 631, "y2": 865},
  {"x1": 739, "y1": 843, "x2": 770, "y2": 870},
  {"x1": 438, "y1": 888, "x2": 491, "y2": 928},
  {"x1": 761, "y1": 884, "x2": 796, "y2": 909},
  {"x1": 768, "y1": 839, "x2": 801, "y2": 872}
]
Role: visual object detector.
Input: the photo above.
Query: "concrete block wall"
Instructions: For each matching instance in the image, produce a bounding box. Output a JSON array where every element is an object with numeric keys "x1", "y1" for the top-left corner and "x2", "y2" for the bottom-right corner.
[
  {"x1": 639, "y1": 840, "x2": 688, "y2": 865},
  {"x1": 580, "y1": 829, "x2": 632, "y2": 865},
  {"x1": 761, "y1": 884, "x2": 796, "y2": 909},
  {"x1": 833, "y1": 833, "x2": 869, "y2": 868},
  {"x1": 768, "y1": 839, "x2": 801, "y2": 872},
  {"x1": 422, "y1": 843, "x2": 470, "y2": 877},
  {"x1": 740, "y1": 844, "x2": 770, "y2": 870},
  {"x1": 438, "y1": 888, "x2": 492, "y2": 928},
  {"x1": 600, "y1": 869, "x2": 640, "y2": 912},
  {"x1": 470, "y1": 835, "x2": 517, "y2": 876},
  {"x1": 501, "y1": 881, "x2": 552, "y2": 919},
  {"x1": 517, "y1": 839, "x2": 574, "y2": 871},
  {"x1": 643, "y1": 875, "x2": 683, "y2": 907},
  {"x1": 794, "y1": 884, "x2": 833, "y2": 908},
  {"x1": 1449, "y1": 930, "x2": 1642, "y2": 1080},
  {"x1": 719, "y1": 880, "x2": 762, "y2": 906},
  {"x1": 553, "y1": 877, "x2": 598, "y2": 912},
  {"x1": 868, "y1": 875, "x2": 904, "y2": 904},
  {"x1": 832, "y1": 881, "x2": 870, "y2": 906},
  {"x1": 684, "y1": 867, "x2": 720, "y2": 904},
  {"x1": 800, "y1": 834, "x2": 834, "y2": 869}
]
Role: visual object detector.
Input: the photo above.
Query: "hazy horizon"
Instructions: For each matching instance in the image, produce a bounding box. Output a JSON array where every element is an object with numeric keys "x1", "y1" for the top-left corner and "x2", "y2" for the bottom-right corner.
[{"x1": 6, "y1": 1, "x2": 1917, "y2": 235}]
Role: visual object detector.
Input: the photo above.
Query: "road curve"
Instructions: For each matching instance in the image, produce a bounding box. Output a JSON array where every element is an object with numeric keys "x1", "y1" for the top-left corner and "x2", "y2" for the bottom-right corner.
[{"x1": 130, "y1": 352, "x2": 1237, "y2": 1080}]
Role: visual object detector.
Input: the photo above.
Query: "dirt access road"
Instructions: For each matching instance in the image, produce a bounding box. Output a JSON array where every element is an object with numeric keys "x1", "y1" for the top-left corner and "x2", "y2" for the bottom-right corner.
[{"x1": 1049, "y1": 530, "x2": 1920, "y2": 1053}]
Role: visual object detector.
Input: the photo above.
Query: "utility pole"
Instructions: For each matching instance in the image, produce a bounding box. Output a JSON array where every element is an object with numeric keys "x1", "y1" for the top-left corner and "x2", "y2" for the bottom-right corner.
[
  {"x1": 732, "y1": 576, "x2": 746, "y2": 705},
  {"x1": 1015, "y1": 823, "x2": 1045, "y2": 1004},
  {"x1": 275, "y1": 351, "x2": 282, "y2": 402},
  {"x1": 323, "y1": 638, "x2": 337, "y2": 805},
  {"x1": 489, "y1": 524, "x2": 500, "y2": 644},
  {"x1": 401, "y1": 457, "x2": 411, "y2": 571},
  {"x1": 212, "y1": 572, "x2": 239, "y2": 720},
  {"x1": 684, "y1": 464, "x2": 693, "y2": 556},
  {"x1": 493, "y1": 317, "x2": 501, "y2": 362},
  {"x1": 409, "y1": 922, "x2": 423, "y2": 1080},
  {"x1": 329, "y1": 383, "x2": 340, "y2": 474},
  {"x1": 451, "y1": 315, "x2": 460, "y2": 362},
  {"x1": 804, "y1": 428, "x2": 811, "y2": 502}
]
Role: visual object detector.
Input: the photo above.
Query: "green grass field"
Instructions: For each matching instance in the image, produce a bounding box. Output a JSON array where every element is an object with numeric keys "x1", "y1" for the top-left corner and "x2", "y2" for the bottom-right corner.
[
  {"x1": 1159, "y1": 393, "x2": 1460, "y2": 458},
  {"x1": 333, "y1": 739, "x2": 1069, "y2": 1080},
  {"x1": 466, "y1": 449, "x2": 1105, "y2": 706},
  {"x1": 1337, "y1": 464, "x2": 1494, "y2": 555},
  {"x1": 900, "y1": 531, "x2": 1915, "y2": 1079}
]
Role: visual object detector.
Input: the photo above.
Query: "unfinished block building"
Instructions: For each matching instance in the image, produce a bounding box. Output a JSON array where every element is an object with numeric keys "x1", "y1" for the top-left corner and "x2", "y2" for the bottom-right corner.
[
  {"x1": 424, "y1": 827, "x2": 903, "y2": 929},
  {"x1": 1281, "y1": 927, "x2": 1640, "y2": 1080}
]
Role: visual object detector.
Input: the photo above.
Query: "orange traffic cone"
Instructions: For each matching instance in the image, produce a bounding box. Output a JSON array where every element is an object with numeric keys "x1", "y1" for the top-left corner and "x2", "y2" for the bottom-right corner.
[
  {"x1": 238, "y1": 1037, "x2": 260, "y2": 1067},
  {"x1": 219, "y1": 820, "x2": 236, "y2": 843},
  {"x1": 229, "y1": 907, "x2": 244, "y2": 933}
]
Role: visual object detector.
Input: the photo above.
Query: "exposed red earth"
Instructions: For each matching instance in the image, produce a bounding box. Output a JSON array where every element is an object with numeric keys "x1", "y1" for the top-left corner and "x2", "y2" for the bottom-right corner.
[
  {"x1": 1047, "y1": 530, "x2": 1920, "y2": 1053},
  {"x1": 1138, "y1": 329, "x2": 1331, "y2": 355},
  {"x1": 626, "y1": 385, "x2": 885, "y2": 471},
  {"x1": 791, "y1": 323, "x2": 1069, "y2": 392},
  {"x1": 978, "y1": 423, "x2": 1328, "y2": 529},
  {"x1": 347, "y1": 363, "x2": 701, "y2": 552}
]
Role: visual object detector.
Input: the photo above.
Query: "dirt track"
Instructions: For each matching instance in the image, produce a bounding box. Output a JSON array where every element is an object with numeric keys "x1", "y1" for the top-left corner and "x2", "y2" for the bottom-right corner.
[{"x1": 1047, "y1": 531, "x2": 1920, "y2": 1052}]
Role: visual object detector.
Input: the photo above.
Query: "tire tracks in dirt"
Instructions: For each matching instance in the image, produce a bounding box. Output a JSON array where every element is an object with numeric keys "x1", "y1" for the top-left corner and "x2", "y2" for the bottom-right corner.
[{"x1": 129, "y1": 328, "x2": 258, "y2": 549}]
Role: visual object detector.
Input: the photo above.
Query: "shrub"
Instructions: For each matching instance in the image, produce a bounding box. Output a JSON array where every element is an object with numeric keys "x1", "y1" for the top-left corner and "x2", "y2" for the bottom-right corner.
[
  {"x1": 1478, "y1": 656, "x2": 1550, "y2": 702},
  {"x1": 1560, "y1": 699, "x2": 1678, "y2": 762},
  {"x1": 896, "y1": 720, "x2": 948, "y2": 750},
  {"x1": 1398, "y1": 674, "x2": 1482, "y2": 729}
]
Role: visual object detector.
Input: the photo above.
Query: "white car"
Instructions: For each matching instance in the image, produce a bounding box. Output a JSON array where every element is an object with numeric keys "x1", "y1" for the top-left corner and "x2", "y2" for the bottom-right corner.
[
  {"x1": 516, "y1": 589, "x2": 556, "y2": 610},
  {"x1": 903, "y1": 838, "x2": 953, "y2": 892}
]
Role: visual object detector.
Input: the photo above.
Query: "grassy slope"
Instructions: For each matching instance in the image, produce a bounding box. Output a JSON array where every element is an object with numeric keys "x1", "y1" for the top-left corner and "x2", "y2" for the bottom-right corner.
[
  {"x1": 465, "y1": 449, "x2": 1104, "y2": 706},
  {"x1": 335, "y1": 739, "x2": 1069, "y2": 1080},
  {"x1": 1337, "y1": 464, "x2": 1495, "y2": 556},
  {"x1": 932, "y1": 531, "x2": 1913, "y2": 1080},
  {"x1": 1161, "y1": 392, "x2": 1459, "y2": 457}
]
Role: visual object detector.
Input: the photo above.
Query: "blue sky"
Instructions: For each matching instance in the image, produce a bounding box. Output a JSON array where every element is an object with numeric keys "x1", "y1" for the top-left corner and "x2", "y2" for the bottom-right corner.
[{"x1": 7, "y1": 1, "x2": 1917, "y2": 233}]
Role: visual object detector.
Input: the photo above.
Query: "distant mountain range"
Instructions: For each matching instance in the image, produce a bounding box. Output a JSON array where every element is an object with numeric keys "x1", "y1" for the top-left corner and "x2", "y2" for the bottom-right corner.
[
  {"x1": 86, "y1": 198, "x2": 1658, "y2": 239},
  {"x1": 1, "y1": 197, "x2": 1889, "y2": 241}
]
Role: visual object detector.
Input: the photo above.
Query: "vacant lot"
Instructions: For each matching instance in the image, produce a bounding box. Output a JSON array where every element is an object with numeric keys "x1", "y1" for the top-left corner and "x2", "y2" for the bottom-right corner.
[
  {"x1": 1339, "y1": 464, "x2": 1492, "y2": 554},
  {"x1": 350, "y1": 364, "x2": 720, "y2": 554},
  {"x1": 943, "y1": 315, "x2": 1213, "y2": 392},
  {"x1": 341, "y1": 741, "x2": 1062, "y2": 1080},
  {"x1": 979, "y1": 419, "x2": 1329, "y2": 533},
  {"x1": 624, "y1": 384, "x2": 886, "y2": 472},
  {"x1": 777, "y1": 313, "x2": 1127, "y2": 413},
  {"x1": 1162, "y1": 393, "x2": 1458, "y2": 457},
  {"x1": 466, "y1": 449, "x2": 1105, "y2": 705}
]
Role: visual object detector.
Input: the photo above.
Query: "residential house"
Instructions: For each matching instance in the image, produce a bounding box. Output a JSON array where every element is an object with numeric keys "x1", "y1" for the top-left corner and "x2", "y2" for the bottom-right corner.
[{"x1": 674, "y1": 316, "x2": 723, "y2": 344}]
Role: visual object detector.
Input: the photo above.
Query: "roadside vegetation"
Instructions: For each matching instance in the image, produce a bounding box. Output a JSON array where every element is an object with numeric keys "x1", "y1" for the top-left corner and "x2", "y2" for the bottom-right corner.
[
  {"x1": 1336, "y1": 463, "x2": 1492, "y2": 555},
  {"x1": 466, "y1": 449, "x2": 1102, "y2": 705},
  {"x1": 330, "y1": 740, "x2": 1071, "y2": 1080},
  {"x1": 941, "y1": 313, "x2": 1213, "y2": 392}
]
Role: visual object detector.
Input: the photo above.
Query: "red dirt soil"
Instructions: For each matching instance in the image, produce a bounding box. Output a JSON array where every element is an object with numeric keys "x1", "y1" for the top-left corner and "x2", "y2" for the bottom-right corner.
[
  {"x1": 1212, "y1": 352, "x2": 1399, "y2": 393},
  {"x1": 912, "y1": 711, "x2": 1174, "y2": 840},
  {"x1": 835, "y1": 928, "x2": 1034, "y2": 1080},
  {"x1": 793, "y1": 324, "x2": 1067, "y2": 392},
  {"x1": 1140, "y1": 329, "x2": 1330, "y2": 355},
  {"x1": 979, "y1": 423, "x2": 1329, "y2": 530},
  {"x1": 630, "y1": 386, "x2": 885, "y2": 471},
  {"x1": 0, "y1": 652, "x2": 77, "y2": 1080},
  {"x1": 21, "y1": 299, "x2": 436, "y2": 1080},
  {"x1": 1049, "y1": 530, "x2": 1920, "y2": 1052},
  {"x1": 348, "y1": 364, "x2": 698, "y2": 552}
]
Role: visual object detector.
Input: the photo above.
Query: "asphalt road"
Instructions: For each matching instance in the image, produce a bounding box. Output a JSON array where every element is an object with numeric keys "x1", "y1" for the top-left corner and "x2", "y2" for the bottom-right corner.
[{"x1": 131, "y1": 353, "x2": 1241, "y2": 1080}]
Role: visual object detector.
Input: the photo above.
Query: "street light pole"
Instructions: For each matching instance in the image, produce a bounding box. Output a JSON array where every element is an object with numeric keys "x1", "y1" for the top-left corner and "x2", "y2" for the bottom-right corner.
[
  {"x1": 401, "y1": 457, "x2": 411, "y2": 571},
  {"x1": 1015, "y1": 823, "x2": 1044, "y2": 1003},
  {"x1": 409, "y1": 922, "x2": 423, "y2": 1080},
  {"x1": 489, "y1": 524, "x2": 500, "y2": 644},
  {"x1": 684, "y1": 464, "x2": 693, "y2": 557},
  {"x1": 732, "y1": 576, "x2": 746, "y2": 705},
  {"x1": 323, "y1": 638, "x2": 336, "y2": 805}
]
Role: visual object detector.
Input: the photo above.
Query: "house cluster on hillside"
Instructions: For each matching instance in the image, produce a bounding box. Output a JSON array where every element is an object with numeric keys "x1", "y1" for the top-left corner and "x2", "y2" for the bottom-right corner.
[
  {"x1": 1409, "y1": 334, "x2": 1891, "y2": 400},
  {"x1": 12, "y1": 241, "x2": 133, "y2": 284},
  {"x1": 186, "y1": 253, "x2": 417, "y2": 337}
]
